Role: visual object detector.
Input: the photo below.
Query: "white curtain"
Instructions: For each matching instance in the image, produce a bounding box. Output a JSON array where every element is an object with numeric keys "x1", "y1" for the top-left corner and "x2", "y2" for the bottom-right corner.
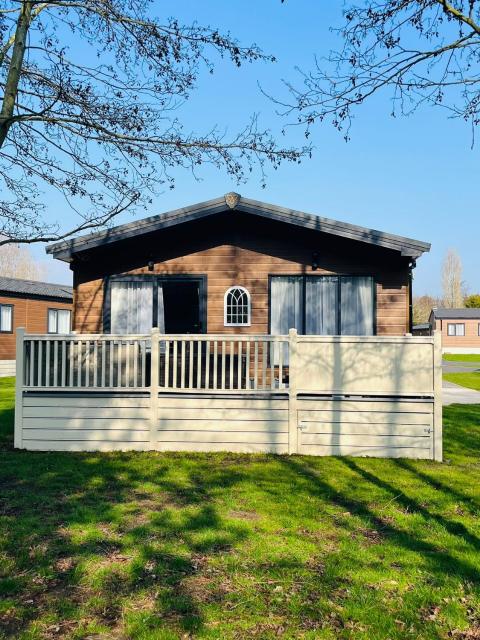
[
  {"x1": 1, "y1": 305, "x2": 12, "y2": 332},
  {"x1": 57, "y1": 310, "x2": 71, "y2": 333},
  {"x1": 47, "y1": 309, "x2": 57, "y2": 333},
  {"x1": 157, "y1": 285, "x2": 165, "y2": 333},
  {"x1": 270, "y1": 277, "x2": 302, "y2": 365},
  {"x1": 305, "y1": 277, "x2": 338, "y2": 335},
  {"x1": 270, "y1": 277, "x2": 302, "y2": 334},
  {"x1": 111, "y1": 281, "x2": 153, "y2": 334},
  {"x1": 340, "y1": 276, "x2": 374, "y2": 335}
]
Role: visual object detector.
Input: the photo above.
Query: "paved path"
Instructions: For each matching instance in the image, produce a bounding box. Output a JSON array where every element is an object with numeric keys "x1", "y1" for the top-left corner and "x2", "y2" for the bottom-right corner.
[
  {"x1": 442, "y1": 380, "x2": 480, "y2": 405},
  {"x1": 442, "y1": 360, "x2": 480, "y2": 374}
]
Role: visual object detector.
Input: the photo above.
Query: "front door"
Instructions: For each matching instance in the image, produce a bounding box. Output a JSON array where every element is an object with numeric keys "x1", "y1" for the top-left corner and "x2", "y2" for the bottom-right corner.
[{"x1": 159, "y1": 278, "x2": 206, "y2": 334}]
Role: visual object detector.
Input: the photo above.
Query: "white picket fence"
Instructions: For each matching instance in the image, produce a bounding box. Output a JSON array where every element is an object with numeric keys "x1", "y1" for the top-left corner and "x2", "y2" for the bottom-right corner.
[{"x1": 14, "y1": 328, "x2": 443, "y2": 460}]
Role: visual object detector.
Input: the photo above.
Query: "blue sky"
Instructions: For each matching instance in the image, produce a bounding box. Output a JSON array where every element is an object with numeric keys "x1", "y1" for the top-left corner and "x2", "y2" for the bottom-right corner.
[{"x1": 32, "y1": 0, "x2": 479, "y2": 296}]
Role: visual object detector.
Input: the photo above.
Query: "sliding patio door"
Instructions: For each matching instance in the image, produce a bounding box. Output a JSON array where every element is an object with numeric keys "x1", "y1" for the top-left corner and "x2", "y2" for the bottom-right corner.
[
  {"x1": 305, "y1": 277, "x2": 338, "y2": 335},
  {"x1": 270, "y1": 275, "x2": 375, "y2": 336}
]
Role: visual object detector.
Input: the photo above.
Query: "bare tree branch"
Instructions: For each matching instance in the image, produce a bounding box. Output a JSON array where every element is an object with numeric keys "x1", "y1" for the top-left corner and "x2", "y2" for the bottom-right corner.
[
  {"x1": 0, "y1": 0, "x2": 308, "y2": 245},
  {"x1": 275, "y1": 0, "x2": 480, "y2": 141}
]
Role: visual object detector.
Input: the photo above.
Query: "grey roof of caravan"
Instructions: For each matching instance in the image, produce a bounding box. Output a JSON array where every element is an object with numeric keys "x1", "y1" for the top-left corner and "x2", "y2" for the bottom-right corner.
[
  {"x1": 431, "y1": 308, "x2": 480, "y2": 320},
  {"x1": 46, "y1": 193, "x2": 431, "y2": 262},
  {"x1": 0, "y1": 276, "x2": 73, "y2": 300}
]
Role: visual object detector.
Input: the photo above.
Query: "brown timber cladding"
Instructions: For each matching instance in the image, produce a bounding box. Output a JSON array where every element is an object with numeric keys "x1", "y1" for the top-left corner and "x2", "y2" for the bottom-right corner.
[
  {"x1": 72, "y1": 214, "x2": 410, "y2": 335},
  {"x1": 0, "y1": 295, "x2": 72, "y2": 360}
]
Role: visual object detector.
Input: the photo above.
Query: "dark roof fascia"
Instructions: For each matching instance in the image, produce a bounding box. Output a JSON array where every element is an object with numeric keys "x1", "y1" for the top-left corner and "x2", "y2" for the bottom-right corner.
[{"x1": 46, "y1": 195, "x2": 431, "y2": 262}]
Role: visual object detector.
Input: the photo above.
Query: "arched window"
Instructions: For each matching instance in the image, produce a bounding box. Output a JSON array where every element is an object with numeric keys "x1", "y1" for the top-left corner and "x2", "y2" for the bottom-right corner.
[{"x1": 224, "y1": 286, "x2": 251, "y2": 326}]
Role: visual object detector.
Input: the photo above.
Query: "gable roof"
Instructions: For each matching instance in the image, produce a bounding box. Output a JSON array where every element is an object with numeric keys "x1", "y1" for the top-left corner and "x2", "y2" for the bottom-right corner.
[
  {"x1": 431, "y1": 308, "x2": 480, "y2": 320},
  {"x1": 0, "y1": 276, "x2": 73, "y2": 301},
  {"x1": 46, "y1": 193, "x2": 431, "y2": 262}
]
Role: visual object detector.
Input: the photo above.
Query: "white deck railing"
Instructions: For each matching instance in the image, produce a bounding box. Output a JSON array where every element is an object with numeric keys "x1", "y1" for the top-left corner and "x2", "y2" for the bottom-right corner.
[
  {"x1": 20, "y1": 330, "x2": 290, "y2": 393},
  {"x1": 158, "y1": 334, "x2": 289, "y2": 392}
]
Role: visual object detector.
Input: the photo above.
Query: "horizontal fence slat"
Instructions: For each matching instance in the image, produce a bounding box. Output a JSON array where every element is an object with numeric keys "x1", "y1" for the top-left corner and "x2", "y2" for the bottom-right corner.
[
  {"x1": 298, "y1": 444, "x2": 431, "y2": 458},
  {"x1": 298, "y1": 422, "x2": 431, "y2": 437},
  {"x1": 23, "y1": 407, "x2": 150, "y2": 419},
  {"x1": 300, "y1": 433, "x2": 431, "y2": 448},
  {"x1": 156, "y1": 430, "x2": 289, "y2": 444},
  {"x1": 23, "y1": 418, "x2": 151, "y2": 430},
  {"x1": 157, "y1": 419, "x2": 288, "y2": 432},
  {"x1": 22, "y1": 429, "x2": 150, "y2": 442}
]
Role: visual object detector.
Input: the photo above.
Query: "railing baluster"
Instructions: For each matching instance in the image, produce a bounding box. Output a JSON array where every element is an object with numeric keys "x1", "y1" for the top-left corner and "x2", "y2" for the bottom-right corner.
[
  {"x1": 205, "y1": 340, "x2": 210, "y2": 389},
  {"x1": 262, "y1": 340, "x2": 267, "y2": 390},
  {"x1": 53, "y1": 340, "x2": 58, "y2": 387},
  {"x1": 85, "y1": 340, "x2": 90, "y2": 388},
  {"x1": 164, "y1": 340, "x2": 170, "y2": 388},
  {"x1": 125, "y1": 340, "x2": 130, "y2": 388},
  {"x1": 254, "y1": 339, "x2": 259, "y2": 390},
  {"x1": 45, "y1": 340, "x2": 51, "y2": 387},
  {"x1": 61, "y1": 340, "x2": 66, "y2": 387},
  {"x1": 180, "y1": 341, "x2": 186, "y2": 389},
  {"x1": 246, "y1": 339, "x2": 251, "y2": 390},
  {"x1": 101, "y1": 341, "x2": 106, "y2": 388},
  {"x1": 133, "y1": 340, "x2": 138, "y2": 387},
  {"x1": 93, "y1": 341, "x2": 98, "y2": 388},
  {"x1": 69, "y1": 340, "x2": 74, "y2": 387},
  {"x1": 213, "y1": 340, "x2": 218, "y2": 390},
  {"x1": 196, "y1": 340, "x2": 201, "y2": 389},
  {"x1": 117, "y1": 341, "x2": 122, "y2": 388},
  {"x1": 278, "y1": 340, "x2": 283, "y2": 390},
  {"x1": 237, "y1": 341, "x2": 242, "y2": 389},
  {"x1": 29, "y1": 340, "x2": 35, "y2": 387},
  {"x1": 221, "y1": 340, "x2": 226, "y2": 390},
  {"x1": 172, "y1": 340, "x2": 178, "y2": 388},
  {"x1": 270, "y1": 341, "x2": 275, "y2": 390},
  {"x1": 140, "y1": 340, "x2": 147, "y2": 387},
  {"x1": 77, "y1": 341, "x2": 82, "y2": 387},
  {"x1": 109, "y1": 340, "x2": 114, "y2": 387},
  {"x1": 38, "y1": 340, "x2": 43, "y2": 387},
  {"x1": 189, "y1": 339, "x2": 194, "y2": 389},
  {"x1": 229, "y1": 340, "x2": 234, "y2": 390}
]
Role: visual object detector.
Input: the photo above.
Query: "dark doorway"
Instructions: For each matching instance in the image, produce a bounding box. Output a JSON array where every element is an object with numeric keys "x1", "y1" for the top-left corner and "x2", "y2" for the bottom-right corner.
[{"x1": 160, "y1": 278, "x2": 206, "y2": 334}]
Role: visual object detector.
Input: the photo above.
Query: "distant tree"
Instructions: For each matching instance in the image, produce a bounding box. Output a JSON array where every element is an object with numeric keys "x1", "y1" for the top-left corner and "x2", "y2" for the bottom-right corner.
[
  {"x1": 465, "y1": 294, "x2": 480, "y2": 308},
  {"x1": 413, "y1": 294, "x2": 440, "y2": 324},
  {"x1": 0, "y1": 1, "x2": 306, "y2": 247},
  {"x1": 0, "y1": 242, "x2": 45, "y2": 280},
  {"x1": 278, "y1": 1, "x2": 480, "y2": 141},
  {"x1": 442, "y1": 249, "x2": 464, "y2": 308}
]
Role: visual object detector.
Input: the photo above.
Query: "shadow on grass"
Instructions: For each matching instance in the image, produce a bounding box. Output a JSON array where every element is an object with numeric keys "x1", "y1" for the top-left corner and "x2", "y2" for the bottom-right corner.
[
  {"x1": 0, "y1": 425, "x2": 249, "y2": 637},
  {"x1": 278, "y1": 455, "x2": 480, "y2": 583},
  {"x1": 2, "y1": 381, "x2": 480, "y2": 638}
]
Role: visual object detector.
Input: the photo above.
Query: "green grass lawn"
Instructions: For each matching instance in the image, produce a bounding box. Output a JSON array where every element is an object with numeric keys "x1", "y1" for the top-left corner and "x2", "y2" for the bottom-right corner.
[
  {"x1": 1, "y1": 379, "x2": 479, "y2": 639},
  {"x1": 443, "y1": 354, "x2": 480, "y2": 363},
  {"x1": 444, "y1": 372, "x2": 480, "y2": 392}
]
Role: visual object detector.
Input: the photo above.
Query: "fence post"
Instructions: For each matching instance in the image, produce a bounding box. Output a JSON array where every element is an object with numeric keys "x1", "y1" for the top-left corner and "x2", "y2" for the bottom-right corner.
[
  {"x1": 433, "y1": 330, "x2": 443, "y2": 462},
  {"x1": 288, "y1": 328, "x2": 298, "y2": 455},
  {"x1": 14, "y1": 327, "x2": 25, "y2": 449},
  {"x1": 149, "y1": 328, "x2": 160, "y2": 451}
]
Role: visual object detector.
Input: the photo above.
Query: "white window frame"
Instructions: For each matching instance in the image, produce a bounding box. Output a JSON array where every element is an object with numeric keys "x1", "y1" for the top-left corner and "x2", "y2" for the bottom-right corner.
[
  {"x1": 0, "y1": 304, "x2": 13, "y2": 333},
  {"x1": 48, "y1": 308, "x2": 72, "y2": 334},
  {"x1": 224, "y1": 286, "x2": 251, "y2": 327}
]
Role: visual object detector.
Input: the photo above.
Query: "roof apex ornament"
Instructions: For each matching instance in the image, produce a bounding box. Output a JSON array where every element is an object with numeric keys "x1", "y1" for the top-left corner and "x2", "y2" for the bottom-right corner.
[{"x1": 224, "y1": 192, "x2": 240, "y2": 209}]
